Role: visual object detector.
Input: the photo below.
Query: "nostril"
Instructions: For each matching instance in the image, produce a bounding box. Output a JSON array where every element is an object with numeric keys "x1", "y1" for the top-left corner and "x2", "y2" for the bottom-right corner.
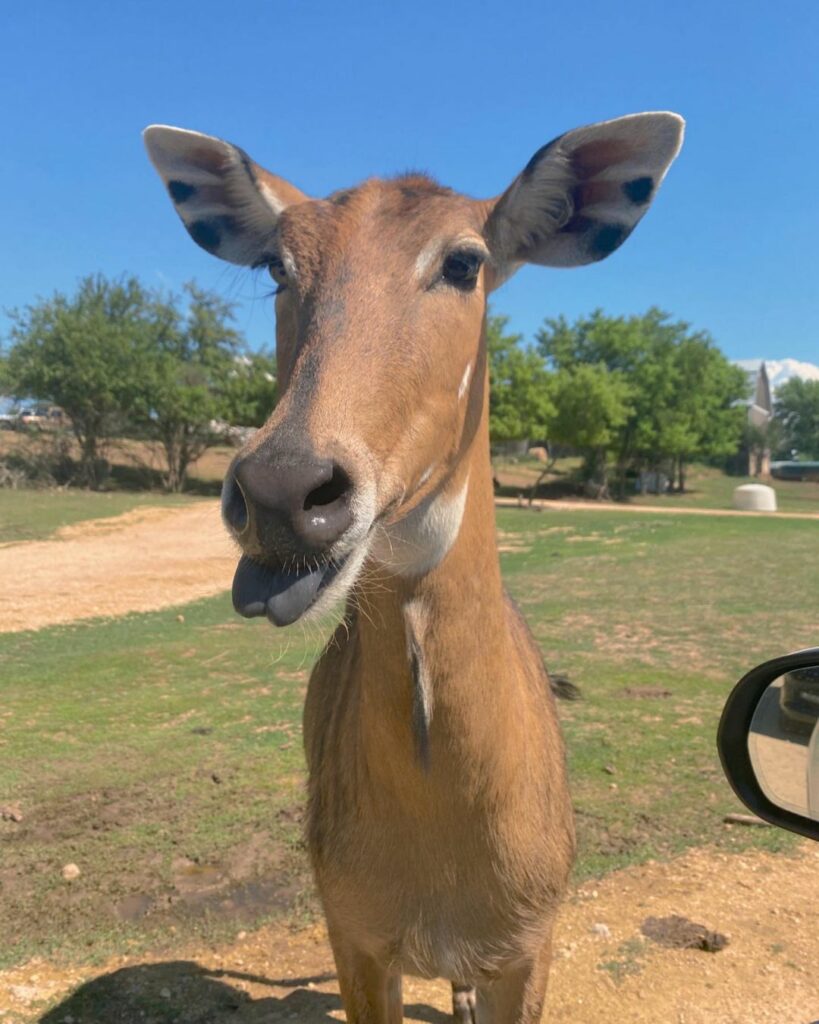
[
  {"x1": 222, "y1": 472, "x2": 249, "y2": 533},
  {"x1": 304, "y1": 463, "x2": 352, "y2": 511}
]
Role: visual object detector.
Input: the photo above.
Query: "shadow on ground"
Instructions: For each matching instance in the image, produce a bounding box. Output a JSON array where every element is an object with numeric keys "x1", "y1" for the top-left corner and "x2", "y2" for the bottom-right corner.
[{"x1": 39, "y1": 961, "x2": 450, "y2": 1023}]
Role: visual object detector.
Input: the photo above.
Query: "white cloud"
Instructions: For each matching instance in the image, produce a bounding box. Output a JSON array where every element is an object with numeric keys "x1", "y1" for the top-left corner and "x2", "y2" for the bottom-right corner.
[{"x1": 734, "y1": 358, "x2": 819, "y2": 393}]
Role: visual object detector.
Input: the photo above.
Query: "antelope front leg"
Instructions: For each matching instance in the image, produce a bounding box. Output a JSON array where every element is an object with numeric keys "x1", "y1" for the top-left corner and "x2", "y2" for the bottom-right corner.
[
  {"x1": 475, "y1": 930, "x2": 555, "y2": 1024},
  {"x1": 327, "y1": 923, "x2": 403, "y2": 1024}
]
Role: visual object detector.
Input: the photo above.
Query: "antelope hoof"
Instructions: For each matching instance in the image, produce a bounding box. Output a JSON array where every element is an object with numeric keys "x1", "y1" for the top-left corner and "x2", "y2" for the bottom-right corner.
[{"x1": 452, "y1": 983, "x2": 477, "y2": 1023}]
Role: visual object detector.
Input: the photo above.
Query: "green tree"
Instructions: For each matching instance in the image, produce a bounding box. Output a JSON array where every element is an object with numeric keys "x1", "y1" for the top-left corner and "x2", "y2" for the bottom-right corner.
[
  {"x1": 537, "y1": 309, "x2": 745, "y2": 495},
  {"x1": 219, "y1": 350, "x2": 278, "y2": 428},
  {"x1": 548, "y1": 363, "x2": 632, "y2": 495},
  {"x1": 632, "y1": 334, "x2": 746, "y2": 491},
  {"x1": 133, "y1": 283, "x2": 245, "y2": 492},
  {"x1": 4, "y1": 276, "x2": 149, "y2": 488},
  {"x1": 487, "y1": 315, "x2": 553, "y2": 443},
  {"x1": 775, "y1": 377, "x2": 819, "y2": 459}
]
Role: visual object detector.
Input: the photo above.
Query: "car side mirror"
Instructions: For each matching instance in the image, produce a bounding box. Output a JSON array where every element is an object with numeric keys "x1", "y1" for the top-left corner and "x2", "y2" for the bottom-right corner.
[{"x1": 718, "y1": 648, "x2": 819, "y2": 841}]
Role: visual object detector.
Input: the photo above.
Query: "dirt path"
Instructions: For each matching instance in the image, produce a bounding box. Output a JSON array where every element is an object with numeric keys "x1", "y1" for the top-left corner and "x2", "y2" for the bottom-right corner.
[
  {"x1": 497, "y1": 496, "x2": 819, "y2": 520},
  {"x1": 0, "y1": 503, "x2": 236, "y2": 634},
  {"x1": 1, "y1": 497, "x2": 817, "y2": 634},
  {"x1": 2, "y1": 842, "x2": 817, "y2": 1023}
]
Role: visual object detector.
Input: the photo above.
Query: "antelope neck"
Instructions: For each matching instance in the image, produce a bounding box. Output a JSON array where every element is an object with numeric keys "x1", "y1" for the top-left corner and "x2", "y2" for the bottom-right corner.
[{"x1": 351, "y1": 425, "x2": 516, "y2": 778}]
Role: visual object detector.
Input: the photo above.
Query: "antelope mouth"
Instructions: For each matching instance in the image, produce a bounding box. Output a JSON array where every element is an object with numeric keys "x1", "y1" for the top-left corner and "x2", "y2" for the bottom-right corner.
[{"x1": 232, "y1": 553, "x2": 348, "y2": 627}]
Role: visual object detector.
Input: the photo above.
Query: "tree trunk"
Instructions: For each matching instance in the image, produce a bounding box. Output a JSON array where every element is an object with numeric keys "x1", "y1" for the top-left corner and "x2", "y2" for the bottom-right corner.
[
  {"x1": 74, "y1": 425, "x2": 105, "y2": 490},
  {"x1": 583, "y1": 448, "x2": 610, "y2": 500},
  {"x1": 678, "y1": 459, "x2": 687, "y2": 493},
  {"x1": 163, "y1": 432, "x2": 183, "y2": 493}
]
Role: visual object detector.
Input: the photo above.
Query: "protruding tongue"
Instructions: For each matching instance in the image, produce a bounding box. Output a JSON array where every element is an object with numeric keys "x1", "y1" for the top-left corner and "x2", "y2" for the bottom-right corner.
[{"x1": 232, "y1": 555, "x2": 328, "y2": 627}]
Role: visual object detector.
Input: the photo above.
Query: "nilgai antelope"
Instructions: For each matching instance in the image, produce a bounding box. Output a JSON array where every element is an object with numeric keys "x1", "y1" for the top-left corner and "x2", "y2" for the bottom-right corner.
[{"x1": 144, "y1": 111, "x2": 684, "y2": 1022}]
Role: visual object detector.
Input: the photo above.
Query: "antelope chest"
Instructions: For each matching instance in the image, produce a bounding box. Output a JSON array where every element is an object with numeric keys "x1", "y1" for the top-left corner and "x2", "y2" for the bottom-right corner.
[{"x1": 306, "y1": 766, "x2": 571, "y2": 979}]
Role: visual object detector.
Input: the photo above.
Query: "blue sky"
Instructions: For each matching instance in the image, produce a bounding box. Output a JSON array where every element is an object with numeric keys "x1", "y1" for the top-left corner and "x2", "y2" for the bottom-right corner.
[{"x1": 2, "y1": 0, "x2": 817, "y2": 362}]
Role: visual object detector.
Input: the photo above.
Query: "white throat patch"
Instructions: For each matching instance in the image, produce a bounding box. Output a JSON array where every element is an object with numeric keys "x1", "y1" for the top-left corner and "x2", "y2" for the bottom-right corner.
[{"x1": 371, "y1": 477, "x2": 469, "y2": 577}]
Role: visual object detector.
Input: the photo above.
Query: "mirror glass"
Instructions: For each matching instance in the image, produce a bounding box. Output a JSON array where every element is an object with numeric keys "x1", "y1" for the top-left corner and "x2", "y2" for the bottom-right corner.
[{"x1": 748, "y1": 663, "x2": 819, "y2": 822}]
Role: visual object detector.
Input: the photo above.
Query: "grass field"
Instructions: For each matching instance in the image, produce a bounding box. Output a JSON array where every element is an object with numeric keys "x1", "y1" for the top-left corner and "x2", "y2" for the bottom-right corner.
[
  {"x1": 0, "y1": 489, "x2": 198, "y2": 544},
  {"x1": 495, "y1": 457, "x2": 819, "y2": 514},
  {"x1": 1, "y1": 507, "x2": 816, "y2": 969}
]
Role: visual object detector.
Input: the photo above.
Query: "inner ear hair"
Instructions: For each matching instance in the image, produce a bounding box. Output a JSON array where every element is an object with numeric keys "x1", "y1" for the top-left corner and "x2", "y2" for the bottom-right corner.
[{"x1": 486, "y1": 112, "x2": 685, "y2": 273}]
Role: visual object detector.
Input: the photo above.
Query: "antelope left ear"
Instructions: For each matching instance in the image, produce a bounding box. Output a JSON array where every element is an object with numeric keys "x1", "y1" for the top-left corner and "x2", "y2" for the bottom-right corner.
[{"x1": 485, "y1": 112, "x2": 684, "y2": 284}]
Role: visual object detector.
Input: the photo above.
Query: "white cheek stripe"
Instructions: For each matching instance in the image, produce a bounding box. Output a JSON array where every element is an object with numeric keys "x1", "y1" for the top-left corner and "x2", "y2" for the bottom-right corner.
[
  {"x1": 414, "y1": 239, "x2": 444, "y2": 281},
  {"x1": 458, "y1": 362, "x2": 473, "y2": 401},
  {"x1": 258, "y1": 180, "x2": 285, "y2": 217},
  {"x1": 279, "y1": 244, "x2": 298, "y2": 279}
]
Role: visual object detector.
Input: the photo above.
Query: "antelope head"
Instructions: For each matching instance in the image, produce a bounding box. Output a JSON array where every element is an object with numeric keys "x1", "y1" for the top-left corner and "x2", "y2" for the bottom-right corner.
[{"x1": 144, "y1": 112, "x2": 683, "y2": 626}]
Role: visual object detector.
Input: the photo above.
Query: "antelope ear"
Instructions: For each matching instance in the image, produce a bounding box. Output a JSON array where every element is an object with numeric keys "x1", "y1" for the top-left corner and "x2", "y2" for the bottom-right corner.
[
  {"x1": 142, "y1": 125, "x2": 307, "y2": 266},
  {"x1": 485, "y1": 112, "x2": 684, "y2": 281}
]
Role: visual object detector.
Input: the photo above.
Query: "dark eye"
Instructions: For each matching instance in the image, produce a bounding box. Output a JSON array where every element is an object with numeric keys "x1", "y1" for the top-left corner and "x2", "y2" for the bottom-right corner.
[
  {"x1": 442, "y1": 249, "x2": 484, "y2": 290},
  {"x1": 267, "y1": 255, "x2": 288, "y2": 291}
]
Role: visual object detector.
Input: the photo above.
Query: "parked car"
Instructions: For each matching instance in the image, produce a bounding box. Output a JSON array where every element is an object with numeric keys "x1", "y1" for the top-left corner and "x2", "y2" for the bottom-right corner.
[{"x1": 14, "y1": 402, "x2": 64, "y2": 429}]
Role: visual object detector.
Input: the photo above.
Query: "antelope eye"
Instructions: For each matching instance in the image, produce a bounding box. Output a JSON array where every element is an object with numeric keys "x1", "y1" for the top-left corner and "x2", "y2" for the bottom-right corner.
[
  {"x1": 267, "y1": 256, "x2": 288, "y2": 290},
  {"x1": 442, "y1": 249, "x2": 484, "y2": 289}
]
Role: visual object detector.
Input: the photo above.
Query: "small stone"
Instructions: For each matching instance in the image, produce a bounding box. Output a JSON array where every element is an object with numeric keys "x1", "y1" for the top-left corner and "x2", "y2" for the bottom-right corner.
[
  {"x1": 591, "y1": 922, "x2": 611, "y2": 939},
  {"x1": 64, "y1": 1016, "x2": 75, "y2": 1023},
  {"x1": 10, "y1": 985, "x2": 41, "y2": 1003},
  {"x1": 176, "y1": 614, "x2": 185, "y2": 623},
  {"x1": 0, "y1": 803, "x2": 23, "y2": 822},
  {"x1": 160, "y1": 987, "x2": 171, "y2": 999},
  {"x1": 237, "y1": 930, "x2": 247, "y2": 940},
  {"x1": 608, "y1": 782, "x2": 618, "y2": 790},
  {"x1": 603, "y1": 764, "x2": 616, "y2": 775},
  {"x1": 62, "y1": 862, "x2": 81, "y2": 881}
]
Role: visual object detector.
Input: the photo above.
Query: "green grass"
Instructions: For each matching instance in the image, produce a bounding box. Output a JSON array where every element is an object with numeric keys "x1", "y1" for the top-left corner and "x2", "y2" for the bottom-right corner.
[
  {"x1": 496, "y1": 508, "x2": 814, "y2": 877},
  {"x1": 1, "y1": 508, "x2": 816, "y2": 968},
  {"x1": 629, "y1": 463, "x2": 819, "y2": 514},
  {"x1": 0, "y1": 489, "x2": 197, "y2": 544},
  {"x1": 494, "y1": 457, "x2": 819, "y2": 514}
]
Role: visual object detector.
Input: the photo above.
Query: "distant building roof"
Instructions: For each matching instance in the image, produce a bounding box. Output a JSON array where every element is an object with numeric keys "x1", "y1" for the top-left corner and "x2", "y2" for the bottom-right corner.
[{"x1": 737, "y1": 361, "x2": 773, "y2": 427}]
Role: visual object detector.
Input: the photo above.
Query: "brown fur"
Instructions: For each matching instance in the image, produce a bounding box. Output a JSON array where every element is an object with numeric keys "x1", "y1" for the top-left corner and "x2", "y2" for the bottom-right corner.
[
  {"x1": 260, "y1": 179, "x2": 574, "y2": 1020},
  {"x1": 144, "y1": 114, "x2": 685, "y2": 1020}
]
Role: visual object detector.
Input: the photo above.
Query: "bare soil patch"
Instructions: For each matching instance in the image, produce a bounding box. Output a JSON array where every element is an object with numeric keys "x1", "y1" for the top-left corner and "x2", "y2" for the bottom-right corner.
[
  {"x1": 0, "y1": 502, "x2": 235, "y2": 633},
  {"x1": 2, "y1": 843, "x2": 816, "y2": 1023}
]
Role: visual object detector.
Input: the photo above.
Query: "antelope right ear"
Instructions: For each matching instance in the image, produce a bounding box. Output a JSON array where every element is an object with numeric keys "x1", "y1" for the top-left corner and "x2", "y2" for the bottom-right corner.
[
  {"x1": 143, "y1": 125, "x2": 307, "y2": 266},
  {"x1": 485, "y1": 112, "x2": 684, "y2": 285}
]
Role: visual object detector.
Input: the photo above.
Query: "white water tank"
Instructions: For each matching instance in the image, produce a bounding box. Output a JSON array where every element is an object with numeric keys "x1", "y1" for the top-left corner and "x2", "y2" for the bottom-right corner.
[{"x1": 733, "y1": 483, "x2": 777, "y2": 512}]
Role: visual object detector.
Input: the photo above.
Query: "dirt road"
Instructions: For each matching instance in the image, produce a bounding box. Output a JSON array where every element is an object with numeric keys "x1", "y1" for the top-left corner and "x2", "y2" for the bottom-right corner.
[
  {"x1": 497, "y1": 496, "x2": 819, "y2": 520},
  {"x1": 2, "y1": 842, "x2": 817, "y2": 1023},
  {"x1": 0, "y1": 503, "x2": 236, "y2": 633}
]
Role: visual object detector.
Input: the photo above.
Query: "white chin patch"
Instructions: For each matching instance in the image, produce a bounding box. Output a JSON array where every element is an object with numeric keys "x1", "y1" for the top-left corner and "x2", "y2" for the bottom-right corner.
[
  {"x1": 371, "y1": 477, "x2": 469, "y2": 577},
  {"x1": 302, "y1": 538, "x2": 372, "y2": 623}
]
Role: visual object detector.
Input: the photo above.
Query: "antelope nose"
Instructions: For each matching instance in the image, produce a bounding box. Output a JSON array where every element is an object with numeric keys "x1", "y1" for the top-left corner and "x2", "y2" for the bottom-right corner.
[{"x1": 226, "y1": 455, "x2": 355, "y2": 552}]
